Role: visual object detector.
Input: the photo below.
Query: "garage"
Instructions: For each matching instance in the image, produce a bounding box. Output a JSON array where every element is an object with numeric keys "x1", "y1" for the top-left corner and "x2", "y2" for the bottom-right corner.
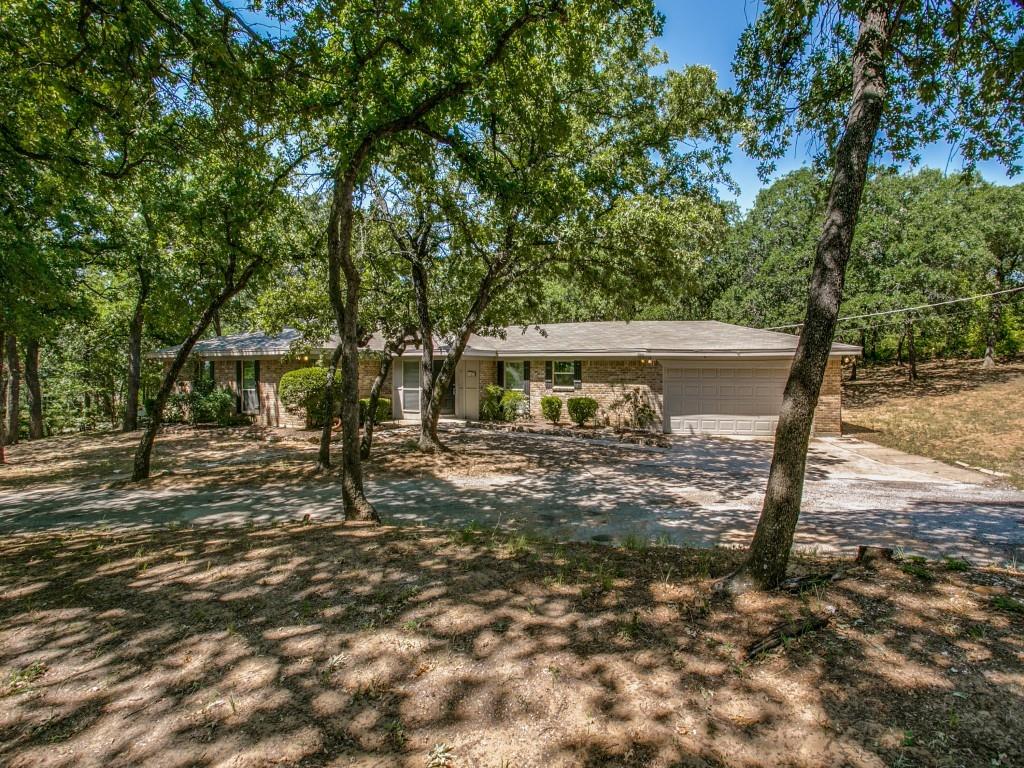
[{"x1": 663, "y1": 361, "x2": 790, "y2": 436}]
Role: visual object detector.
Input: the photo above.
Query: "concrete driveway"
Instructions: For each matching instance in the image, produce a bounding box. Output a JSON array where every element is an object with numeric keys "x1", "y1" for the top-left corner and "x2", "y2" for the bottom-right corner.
[
  {"x1": 370, "y1": 431, "x2": 1024, "y2": 565},
  {"x1": 2, "y1": 428, "x2": 1022, "y2": 564}
]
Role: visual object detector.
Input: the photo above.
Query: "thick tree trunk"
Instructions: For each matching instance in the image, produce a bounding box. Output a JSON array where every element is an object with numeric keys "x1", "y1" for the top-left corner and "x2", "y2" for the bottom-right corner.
[
  {"x1": 906, "y1": 321, "x2": 917, "y2": 382},
  {"x1": 123, "y1": 270, "x2": 149, "y2": 432},
  {"x1": 741, "y1": 6, "x2": 891, "y2": 590},
  {"x1": 318, "y1": 341, "x2": 344, "y2": 471},
  {"x1": 132, "y1": 258, "x2": 262, "y2": 481},
  {"x1": 328, "y1": 163, "x2": 379, "y2": 522},
  {"x1": 4, "y1": 334, "x2": 19, "y2": 445},
  {"x1": 23, "y1": 339, "x2": 43, "y2": 440}
]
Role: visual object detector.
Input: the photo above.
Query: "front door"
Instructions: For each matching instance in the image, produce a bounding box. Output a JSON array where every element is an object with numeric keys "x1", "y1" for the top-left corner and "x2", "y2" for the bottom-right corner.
[
  {"x1": 457, "y1": 360, "x2": 480, "y2": 419},
  {"x1": 433, "y1": 361, "x2": 456, "y2": 415}
]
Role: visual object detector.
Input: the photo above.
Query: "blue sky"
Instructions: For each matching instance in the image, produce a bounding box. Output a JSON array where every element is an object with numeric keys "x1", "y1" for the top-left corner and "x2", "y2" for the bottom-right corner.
[{"x1": 654, "y1": 1, "x2": 1018, "y2": 209}]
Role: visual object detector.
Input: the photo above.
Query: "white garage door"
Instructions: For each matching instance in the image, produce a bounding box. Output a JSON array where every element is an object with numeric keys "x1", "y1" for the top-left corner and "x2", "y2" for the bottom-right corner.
[{"x1": 663, "y1": 363, "x2": 789, "y2": 436}]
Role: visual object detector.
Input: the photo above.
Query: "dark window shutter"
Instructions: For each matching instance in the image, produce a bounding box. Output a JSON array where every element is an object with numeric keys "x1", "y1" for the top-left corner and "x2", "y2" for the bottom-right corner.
[
  {"x1": 235, "y1": 361, "x2": 242, "y2": 413},
  {"x1": 523, "y1": 361, "x2": 531, "y2": 395},
  {"x1": 254, "y1": 360, "x2": 261, "y2": 412},
  {"x1": 573, "y1": 360, "x2": 582, "y2": 389},
  {"x1": 193, "y1": 360, "x2": 201, "y2": 385},
  {"x1": 544, "y1": 361, "x2": 553, "y2": 388},
  {"x1": 497, "y1": 360, "x2": 505, "y2": 388},
  {"x1": 208, "y1": 360, "x2": 215, "y2": 381}
]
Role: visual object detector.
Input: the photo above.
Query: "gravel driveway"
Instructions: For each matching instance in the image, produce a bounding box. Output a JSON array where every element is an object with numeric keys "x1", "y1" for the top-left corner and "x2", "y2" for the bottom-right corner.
[{"x1": 2, "y1": 428, "x2": 1022, "y2": 564}]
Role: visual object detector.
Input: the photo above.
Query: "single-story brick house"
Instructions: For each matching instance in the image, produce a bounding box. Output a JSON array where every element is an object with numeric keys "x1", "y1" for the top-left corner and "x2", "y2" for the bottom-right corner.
[{"x1": 151, "y1": 321, "x2": 860, "y2": 436}]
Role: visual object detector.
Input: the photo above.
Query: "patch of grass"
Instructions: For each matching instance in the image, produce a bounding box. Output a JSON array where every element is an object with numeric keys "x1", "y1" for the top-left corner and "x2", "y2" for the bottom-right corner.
[
  {"x1": 4, "y1": 661, "x2": 47, "y2": 696},
  {"x1": 991, "y1": 594, "x2": 1024, "y2": 614},
  {"x1": 843, "y1": 358, "x2": 1024, "y2": 488},
  {"x1": 943, "y1": 557, "x2": 971, "y2": 572},
  {"x1": 620, "y1": 532, "x2": 647, "y2": 552},
  {"x1": 901, "y1": 559, "x2": 934, "y2": 581}
]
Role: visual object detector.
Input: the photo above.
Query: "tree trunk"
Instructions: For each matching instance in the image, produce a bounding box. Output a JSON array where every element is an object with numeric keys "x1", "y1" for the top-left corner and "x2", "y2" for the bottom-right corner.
[
  {"x1": 327, "y1": 162, "x2": 379, "y2": 522},
  {"x1": 849, "y1": 357, "x2": 857, "y2": 381},
  {"x1": 213, "y1": 310, "x2": 223, "y2": 337},
  {"x1": 0, "y1": 331, "x2": 6, "y2": 462},
  {"x1": 983, "y1": 276, "x2": 1003, "y2": 368},
  {"x1": 410, "y1": 260, "x2": 444, "y2": 452},
  {"x1": 906, "y1": 321, "x2": 917, "y2": 382},
  {"x1": 361, "y1": 336, "x2": 409, "y2": 460},
  {"x1": 123, "y1": 268, "x2": 150, "y2": 432},
  {"x1": 318, "y1": 341, "x2": 344, "y2": 470},
  {"x1": 740, "y1": 6, "x2": 891, "y2": 591},
  {"x1": 896, "y1": 331, "x2": 904, "y2": 366},
  {"x1": 131, "y1": 257, "x2": 262, "y2": 481},
  {"x1": 4, "y1": 334, "x2": 19, "y2": 445},
  {"x1": 24, "y1": 338, "x2": 43, "y2": 440}
]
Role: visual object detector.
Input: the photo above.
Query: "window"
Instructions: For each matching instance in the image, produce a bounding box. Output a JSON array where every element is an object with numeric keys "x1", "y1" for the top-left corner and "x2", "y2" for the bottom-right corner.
[
  {"x1": 239, "y1": 360, "x2": 260, "y2": 414},
  {"x1": 194, "y1": 360, "x2": 215, "y2": 385},
  {"x1": 503, "y1": 361, "x2": 525, "y2": 391},
  {"x1": 402, "y1": 360, "x2": 420, "y2": 412},
  {"x1": 553, "y1": 361, "x2": 575, "y2": 388}
]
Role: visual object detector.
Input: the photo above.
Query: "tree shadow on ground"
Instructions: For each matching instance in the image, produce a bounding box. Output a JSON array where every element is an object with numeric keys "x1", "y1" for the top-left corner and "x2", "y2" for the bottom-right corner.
[{"x1": 1, "y1": 523, "x2": 1022, "y2": 767}]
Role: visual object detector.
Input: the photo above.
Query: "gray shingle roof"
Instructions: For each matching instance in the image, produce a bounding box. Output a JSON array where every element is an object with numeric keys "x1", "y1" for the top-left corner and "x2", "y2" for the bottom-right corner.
[
  {"x1": 150, "y1": 321, "x2": 860, "y2": 360},
  {"x1": 469, "y1": 321, "x2": 860, "y2": 357}
]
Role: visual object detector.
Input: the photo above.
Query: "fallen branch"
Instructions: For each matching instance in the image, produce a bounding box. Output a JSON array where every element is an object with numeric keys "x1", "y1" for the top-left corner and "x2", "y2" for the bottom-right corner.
[{"x1": 746, "y1": 615, "x2": 829, "y2": 660}]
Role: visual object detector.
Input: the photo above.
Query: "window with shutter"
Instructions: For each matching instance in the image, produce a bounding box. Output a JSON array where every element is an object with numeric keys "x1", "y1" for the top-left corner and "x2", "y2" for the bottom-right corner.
[
  {"x1": 503, "y1": 361, "x2": 525, "y2": 391},
  {"x1": 553, "y1": 361, "x2": 575, "y2": 388}
]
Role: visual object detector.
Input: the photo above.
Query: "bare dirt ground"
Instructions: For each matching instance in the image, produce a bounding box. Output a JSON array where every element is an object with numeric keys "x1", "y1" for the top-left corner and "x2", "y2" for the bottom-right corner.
[
  {"x1": 2, "y1": 521, "x2": 1024, "y2": 768},
  {"x1": 4, "y1": 426, "x2": 1024, "y2": 563},
  {"x1": 843, "y1": 358, "x2": 1024, "y2": 488},
  {"x1": 1, "y1": 429, "x2": 1024, "y2": 767}
]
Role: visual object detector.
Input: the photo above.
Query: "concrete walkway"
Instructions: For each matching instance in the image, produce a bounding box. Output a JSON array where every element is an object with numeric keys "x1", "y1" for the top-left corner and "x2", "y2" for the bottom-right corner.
[{"x1": 1, "y1": 431, "x2": 1022, "y2": 565}]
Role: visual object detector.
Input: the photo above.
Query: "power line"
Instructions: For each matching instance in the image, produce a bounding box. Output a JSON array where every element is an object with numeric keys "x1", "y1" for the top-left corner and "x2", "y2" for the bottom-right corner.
[{"x1": 764, "y1": 285, "x2": 1024, "y2": 331}]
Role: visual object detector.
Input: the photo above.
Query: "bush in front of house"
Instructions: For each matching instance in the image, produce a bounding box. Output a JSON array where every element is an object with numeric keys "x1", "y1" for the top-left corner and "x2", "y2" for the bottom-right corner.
[
  {"x1": 541, "y1": 395, "x2": 563, "y2": 425},
  {"x1": 359, "y1": 397, "x2": 392, "y2": 425},
  {"x1": 480, "y1": 384, "x2": 505, "y2": 421},
  {"x1": 192, "y1": 386, "x2": 237, "y2": 426},
  {"x1": 500, "y1": 389, "x2": 526, "y2": 421},
  {"x1": 480, "y1": 385, "x2": 526, "y2": 422},
  {"x1": 566, "y1": 396, "x2": 599, "y2": 427},
  {"x1": 279, "y1": 366, "x2": 342, "y2": 427},
  {"x1": 165, "y1": 380, "x2": 237, "y2": 426}
]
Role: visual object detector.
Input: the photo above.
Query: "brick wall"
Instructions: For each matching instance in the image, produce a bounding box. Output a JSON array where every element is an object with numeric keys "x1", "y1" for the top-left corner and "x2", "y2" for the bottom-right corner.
[
  {"x1": 513, "y1": 359, "x2": 663, "y2": 430},
  {"x1": 168, "y1": 356, "x2": 380, "y2": 428},
  {"x1": 812, "y1": 357, "x2": 843, "y2": 435},
  {"x1": 167, "y1": 353, "x2": 845, "y2": 434}
]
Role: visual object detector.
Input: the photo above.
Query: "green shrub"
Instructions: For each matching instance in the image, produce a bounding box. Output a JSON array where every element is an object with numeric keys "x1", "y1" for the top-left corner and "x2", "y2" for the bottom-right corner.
[
  {"x1": 279, "y1": 366, "x2": 342, "y2": 427},
  {"x1": 480, "y1": 384, "x2": 505, "y2": 421},
  {"x1": 195, "y1": 387, "x2": 236, "y2": 426},
  {"x1": 500, "y1": 389, "x2": 526, "y2": 421},
  {"x1": 359, "y1": 397, "x2": 392, "y2": 425},
  {"x1": 541, "y1": 395, "x2": 563, "y2": 425},
  {"x1": 566, "y1": 396, "x2": 599, "y2": 426},
  {"x1": 480, "y1": 385, "x2": 526, "y2": 422}
]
